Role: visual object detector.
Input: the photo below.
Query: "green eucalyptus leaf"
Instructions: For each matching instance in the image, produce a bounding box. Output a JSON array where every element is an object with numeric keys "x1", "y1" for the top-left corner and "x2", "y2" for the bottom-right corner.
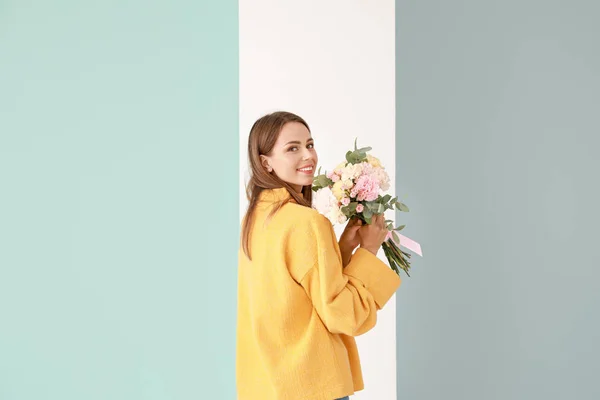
[
  {"x1": 394, "y1": 224, "x2": 406, "y2": 231},
  {"x1": 396, "y1": 201, "x2": 409, "y2": 212},
  {"x1": 316, "y1": 175, "x2": 332, "y2": 187},
  {"x1": 345, "y1": 150, "x2": 354, "y2": 163},
  {"x1": 352, "y1": 152, "x2": 363, "y2": 163}
]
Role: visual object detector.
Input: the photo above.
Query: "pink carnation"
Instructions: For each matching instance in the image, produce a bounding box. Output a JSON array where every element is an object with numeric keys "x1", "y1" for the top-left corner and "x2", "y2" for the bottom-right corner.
[
  {"x1": 356, "y1": 204, "x2": 364, "y2": 213},
  {"x1": 353, "y1": 174, "x2": 380, "y2": 202},
  {"x1": 341, "y1": 197, "x2": 350, "y2": 206}
]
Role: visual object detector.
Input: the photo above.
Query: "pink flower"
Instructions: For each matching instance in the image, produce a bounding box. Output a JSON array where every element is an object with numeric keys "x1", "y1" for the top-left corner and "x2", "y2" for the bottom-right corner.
[
  {"x1": 353, "y1": 174, "x2": 380, "y2": 202},
  {"x1": 331, "y1": 174, "x2": 340, "y2": 182},
  {"x1": 356, "y1": 204, "x2": 364, "y2": 213},
  {"x1": 341, "y1": 197, "x2": 350, "y2": 206}
]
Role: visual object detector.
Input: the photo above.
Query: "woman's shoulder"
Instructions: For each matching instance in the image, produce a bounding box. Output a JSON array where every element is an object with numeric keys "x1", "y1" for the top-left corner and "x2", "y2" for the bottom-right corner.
[
  {"x1": 283, "y1": 201, "x2": 319, "y2": 217},
  {"x1": 279, "y1": 202, "x2": 332, "y2": 232},
  {"x1": 255, "y1": 187, "x2": 333, "y2": 232}
]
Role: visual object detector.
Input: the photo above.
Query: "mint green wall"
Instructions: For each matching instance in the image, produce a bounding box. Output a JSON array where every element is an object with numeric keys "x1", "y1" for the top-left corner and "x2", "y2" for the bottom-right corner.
[
  {"x1": 0, "y1": 2, "x2": 238, "y2": 399},
  {"x1": 396, "y1": 1, "x2": 599, "y2": 398}
]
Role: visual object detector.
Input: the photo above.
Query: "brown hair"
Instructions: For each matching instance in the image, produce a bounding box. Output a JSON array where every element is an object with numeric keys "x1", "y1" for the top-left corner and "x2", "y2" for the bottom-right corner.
[{"x1": 241, "y1": 111, "x2": 314, "y2": 260}]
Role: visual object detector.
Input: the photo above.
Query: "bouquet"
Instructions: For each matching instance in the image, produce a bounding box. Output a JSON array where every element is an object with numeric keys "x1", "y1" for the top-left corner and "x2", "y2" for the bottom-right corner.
[{"x1": 311, "y1": 139, "x2": 421, "y2": 277}]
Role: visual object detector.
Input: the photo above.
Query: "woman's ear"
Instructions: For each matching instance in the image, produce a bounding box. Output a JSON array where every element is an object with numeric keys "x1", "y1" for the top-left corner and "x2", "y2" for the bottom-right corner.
[{"x1": 260, "y1": 155, "x2": 272, "y2": 172}]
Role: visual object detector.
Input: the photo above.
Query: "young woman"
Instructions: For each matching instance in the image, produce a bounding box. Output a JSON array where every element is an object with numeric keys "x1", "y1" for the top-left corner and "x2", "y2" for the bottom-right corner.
[{"x1": 236, "y1": 111, "x2": 402, "y2": 400}]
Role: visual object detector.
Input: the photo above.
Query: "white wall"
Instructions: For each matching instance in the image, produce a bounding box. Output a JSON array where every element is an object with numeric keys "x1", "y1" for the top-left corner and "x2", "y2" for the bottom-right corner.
[{"x1": 239, "y1": 1, "x2": 397, "y2": 398}]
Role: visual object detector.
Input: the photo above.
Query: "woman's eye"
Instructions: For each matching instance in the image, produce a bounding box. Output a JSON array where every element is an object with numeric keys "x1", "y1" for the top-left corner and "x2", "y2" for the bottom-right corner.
[{"x1": 288, "y1": 144, "x2": 314, "y2": 152}]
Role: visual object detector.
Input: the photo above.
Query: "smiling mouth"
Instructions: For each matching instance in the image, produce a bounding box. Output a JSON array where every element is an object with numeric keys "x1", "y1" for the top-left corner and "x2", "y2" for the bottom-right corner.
[{"x1": 297, "y1": 166, "x2": 314, "y2": 174}]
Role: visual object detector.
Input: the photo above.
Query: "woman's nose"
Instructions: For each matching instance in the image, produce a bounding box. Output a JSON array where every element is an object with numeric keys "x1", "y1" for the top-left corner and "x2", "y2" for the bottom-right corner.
[{"x1": 302, "y1": 148, "x2": 314, "y2": 161}]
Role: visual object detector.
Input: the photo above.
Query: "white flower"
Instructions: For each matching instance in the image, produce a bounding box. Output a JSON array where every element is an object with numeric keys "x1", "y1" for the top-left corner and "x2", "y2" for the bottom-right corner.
[
  {"x1": 341, "y1": 178, "x2": 354, "y2": 190},
  {"x1": 377, "y1": 168, "x2": 390, "y2": 191},
  {"x1": 312, "y1": 187, "x2": 348, "y2": 225},
  {"x1": 376, "y1": 168, "x2": 391, "y2": 191},
  {"x1": 312, "y1": 187, "x2": 338, "y2": 215},
  {"x1": 341, "y1": 163, "x2": 363, "y2": 182},
  {"x1": 327, "y1": 205, "x2": 348, "y2": 225}
]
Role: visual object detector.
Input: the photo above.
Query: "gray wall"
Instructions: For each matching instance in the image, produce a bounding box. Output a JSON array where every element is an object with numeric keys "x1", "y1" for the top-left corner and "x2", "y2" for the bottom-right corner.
[{"x1": 396, "y1": 1, "x2": 599, "y2": 398}]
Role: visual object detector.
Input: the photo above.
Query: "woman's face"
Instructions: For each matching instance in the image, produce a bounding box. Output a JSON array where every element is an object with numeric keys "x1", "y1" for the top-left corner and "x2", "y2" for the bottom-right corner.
[{"x1": 261, "y1": 122, "x2": 318, "y2": 192}]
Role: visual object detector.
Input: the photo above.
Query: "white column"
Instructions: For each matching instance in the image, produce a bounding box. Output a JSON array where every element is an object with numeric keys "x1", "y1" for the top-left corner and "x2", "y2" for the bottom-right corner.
[{"x1": 239, "y1": 1, "x2": 397, "y2": 398}]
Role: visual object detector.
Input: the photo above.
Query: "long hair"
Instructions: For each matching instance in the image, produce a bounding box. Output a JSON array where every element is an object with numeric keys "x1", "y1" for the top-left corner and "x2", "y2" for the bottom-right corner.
[{"x1": 241, "y1": 111, "x2": 314, "y2": 260}]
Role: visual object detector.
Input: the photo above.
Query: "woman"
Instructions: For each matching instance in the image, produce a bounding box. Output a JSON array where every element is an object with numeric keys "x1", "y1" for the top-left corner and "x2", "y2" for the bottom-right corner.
[{"x1": 236, "y1": 111, "x2": 402, "y2": 400}]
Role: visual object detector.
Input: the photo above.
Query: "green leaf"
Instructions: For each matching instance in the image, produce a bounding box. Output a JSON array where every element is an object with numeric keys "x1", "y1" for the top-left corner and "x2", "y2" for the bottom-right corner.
[
  {"x1": 354, "y1": 137, "x2": 358, "y2": 151},
  {"x1": 363, "y1": 208, "x2": 373, "y2": 219},
  {"x1": 314, "y1": 175, "x2": 333, "y2": 188},
  {"x1": 349, "y1": 202, "x2": 358, "y2": 212},
  {"x1": 392, "y1": 231, "x2": 400, "y2": 244},
  {"x1": 382, "y1": 194, "x2": 392, "y2": 203},
  {"x1": 346, "y1": 153, "x2": 357, "y2": 164},
  {"x1": 395, "y1": 201, "x2": 410, "y2": 212},
  {"x1": 394, "y1": 224, "x2": 406, "y2": 231},
  {"x1": 363, "y1": 202, "x2": 384, "y2": 215}
]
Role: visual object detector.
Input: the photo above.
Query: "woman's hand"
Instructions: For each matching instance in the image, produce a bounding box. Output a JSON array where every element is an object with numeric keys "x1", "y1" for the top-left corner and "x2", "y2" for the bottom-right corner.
[
  {"x1": 358, "y1": 214, "x2": 388, "y2": 255},
  {"x1": 338, "y1": 217, "x2": 363, "y2": 266}
]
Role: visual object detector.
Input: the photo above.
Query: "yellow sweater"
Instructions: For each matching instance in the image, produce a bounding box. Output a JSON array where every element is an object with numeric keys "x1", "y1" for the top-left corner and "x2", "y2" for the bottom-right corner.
[{"x1": 236, "y1": 188, "x2": 402, "y2": 400}]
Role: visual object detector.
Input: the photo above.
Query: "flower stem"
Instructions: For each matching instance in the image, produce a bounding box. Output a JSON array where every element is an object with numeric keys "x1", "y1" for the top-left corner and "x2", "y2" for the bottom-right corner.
[{"x1": 382, "y1": 239, "x2": 412, "y2": 277}]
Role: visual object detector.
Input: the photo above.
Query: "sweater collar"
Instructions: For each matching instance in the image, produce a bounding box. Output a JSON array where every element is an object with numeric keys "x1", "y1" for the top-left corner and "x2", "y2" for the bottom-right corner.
[{"x1": 258, "y1": 187, "x2": 295, "y2": 204}]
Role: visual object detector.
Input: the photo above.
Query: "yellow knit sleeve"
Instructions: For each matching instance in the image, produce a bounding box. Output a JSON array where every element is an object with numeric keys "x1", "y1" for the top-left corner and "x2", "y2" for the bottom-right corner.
[{"x1": 288, "y1": 211, "x2": 402, "y2": 337}]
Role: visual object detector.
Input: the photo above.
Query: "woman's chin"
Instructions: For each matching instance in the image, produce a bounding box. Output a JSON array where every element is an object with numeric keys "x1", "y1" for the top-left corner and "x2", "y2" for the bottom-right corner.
[
  {"x1": 300, "y1": 177, "x2": 315, "y2": 187},
  {"x1": 287, "y1": 180, "x2": 312, "y2": 191}
]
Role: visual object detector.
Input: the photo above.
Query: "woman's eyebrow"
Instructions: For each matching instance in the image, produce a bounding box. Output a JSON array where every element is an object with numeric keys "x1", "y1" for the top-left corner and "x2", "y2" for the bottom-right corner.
[{"x1": 284, "y1": 138, "x2": 314, "y2": 146}]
